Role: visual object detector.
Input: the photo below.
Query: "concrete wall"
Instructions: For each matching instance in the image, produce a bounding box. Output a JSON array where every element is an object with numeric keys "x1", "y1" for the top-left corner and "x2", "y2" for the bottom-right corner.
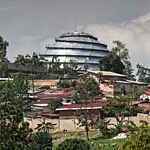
[
  {"x1": 26, "y1": 117, "x2": 81, "y2": 131},
  {"x1": 26, "y1": 113, "x2": 150, "y2": 132}
]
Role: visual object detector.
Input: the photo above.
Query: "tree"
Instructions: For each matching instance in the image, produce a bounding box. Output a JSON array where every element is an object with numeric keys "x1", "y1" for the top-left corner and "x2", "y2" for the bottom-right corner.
[
  {"x1": 73, "y1": 76, "x2": 100, "y2": 103},
  {"x1": 14, "y1": 54, "x2": 26, "y2": 65},
  {"x1": 105, "y1": 95, "x2": 141, "y2": 117},
  {"x1": 112, "y1": 41, "x2": 134, "y2": 79},
  {"x1": 48, "y1": 56, "x2": 61, "y2": 74},
  {"x1": 136, "y1": 64, "x2": 150, "y2": 83},
  {"x1": 57, "y1": 79, "x2": 72, "y2": 88},
  {"x1": 85, "y1": 76, "x2": 100, "y2": 99},
  {"x1": 32, "y1": 132, "x2": 52, "y2": 150},
  {"x1": 96, "y1": 118, "x2": 111, "y2": 137},
  {"x1": 101, "y1": 41, "x2": 134, "y2": 79},
  {"x1": 73, "y1": 76, "x2": 100, "y2": 140},
  {"x1": 48, "y1": 100, "x2": 63, "y2": 113},
  {"x1": 56, "y1": 138, "x2": 90, "y2": 150},
  {"x1": 78, "y1": 112, "x2": 91, "y2": 140},
  {"x1": 0, "y1": 35, "x2": 9, "y2": 77},
  {"x1": 35, "y1": 118, "x2": 55, "y2": 133},
  {"x1": 0, "y1": 75, "x2": 33, "y2": 149},
  {"x1": 62, "y1": 60, "x2": 80, "y2": 76},
  {"x1": 100, "y1": 52, "x2": 125, "y2": 74},
  {"x1": 34, "y1": 118, "x2": 55, "y2": 150},
  {"x1": 15, "y1": 52, "x2": 45, "y2": 68}
]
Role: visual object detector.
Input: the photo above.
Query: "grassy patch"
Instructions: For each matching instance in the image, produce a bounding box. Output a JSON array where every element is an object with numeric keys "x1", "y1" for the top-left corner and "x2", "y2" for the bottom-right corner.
[
  {"x1": 90, "y1": 138, "x2": 126, "y2": 150},
  {"x1": 53, "y1": 131, "x2": 126, "y2": 150}
]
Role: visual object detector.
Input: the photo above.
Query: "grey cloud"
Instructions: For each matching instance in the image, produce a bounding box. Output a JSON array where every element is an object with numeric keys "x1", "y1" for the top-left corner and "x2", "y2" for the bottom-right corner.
[
  {"x1": 84, "y1": 13, "x2": 150, "y2": 67},
  {"x1": 0, "y1": 0, "x2": 150, "y2": 63}
]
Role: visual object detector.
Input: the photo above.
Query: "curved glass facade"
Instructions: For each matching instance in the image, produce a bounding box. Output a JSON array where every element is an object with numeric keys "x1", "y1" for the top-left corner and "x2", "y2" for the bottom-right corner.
[{"x1": 40, "y1": 32, "x2": 110, "y2": 70}]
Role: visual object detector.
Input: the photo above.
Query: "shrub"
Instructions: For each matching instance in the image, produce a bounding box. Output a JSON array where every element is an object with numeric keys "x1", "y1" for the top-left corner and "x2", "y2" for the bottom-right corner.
[
  {"x1": 120, "y1": 125, "x2": 150, "y2": 150},
  {"x1": 48, "y1": 101, "x2": 63, "y2": 112},
  {"x1": 32, "y1": 132, "x2": 52, "y2": 150},
  {"x1": 56, "y1": 138, "x2": 90, "y2": 150},
  {"x1": 57, "y1": 80, "x2": 72, "y2": 88}
]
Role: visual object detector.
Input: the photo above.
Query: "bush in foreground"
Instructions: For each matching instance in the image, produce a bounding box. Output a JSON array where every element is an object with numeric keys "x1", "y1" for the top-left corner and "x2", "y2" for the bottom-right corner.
[
  {"x1": 56, "y1": 138, "x2": 90, "y2": 150},
  {"x1": 32, "y1": 132, "x2": 52, "y2": 150},
  {"x1": 120, "y1": 125, "x2": 150, "y2": 150}
]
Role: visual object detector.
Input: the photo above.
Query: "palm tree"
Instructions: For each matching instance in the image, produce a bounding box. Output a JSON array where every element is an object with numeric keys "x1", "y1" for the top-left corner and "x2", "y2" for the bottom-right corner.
[
  {"x1": 14, "y1": 55, "x2": 26, "y2": 65},
  {"x1": 35, "y1": 118, "x2": 55, "y2": 133}
]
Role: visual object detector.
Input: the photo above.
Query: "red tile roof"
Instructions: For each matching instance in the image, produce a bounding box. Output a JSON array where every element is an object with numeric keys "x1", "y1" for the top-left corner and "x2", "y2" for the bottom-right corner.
[
  {"x1": 34, "y1": 89, "x2": 73, "y2": 100},
  {"x1": 138, "y1": 102, "x2": 150, "y2": 112},
  {"x1": 144, "y1": 90, "x2": 150, "y2": 96},
  {"x1": 56, "y1": 101, "x2": 106, "y2": 111}
]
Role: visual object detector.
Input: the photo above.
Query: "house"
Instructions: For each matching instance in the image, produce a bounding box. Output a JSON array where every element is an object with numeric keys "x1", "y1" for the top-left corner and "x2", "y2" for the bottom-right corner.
[
  {"x1": 56, "y1": 100, "x2": 107, "y2": 118},
  {"x1": 81, "y1": 70, "x2": 147, "y2": 97},
  {"x1": 140, "y1": 85, "x2": 150, "y2": 101},
  {"x1": 31, "y1": 88, "x2": 73, "y2": 112},
  {"x1": 33, "y1": 80, "x2": 59, "y2": 89}
]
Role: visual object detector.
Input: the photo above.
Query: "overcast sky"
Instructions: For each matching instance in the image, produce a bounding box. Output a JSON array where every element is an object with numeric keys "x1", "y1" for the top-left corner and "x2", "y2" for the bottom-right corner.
[{"x1": 0, "y1": 0, "x2": 150, "y2": 67}]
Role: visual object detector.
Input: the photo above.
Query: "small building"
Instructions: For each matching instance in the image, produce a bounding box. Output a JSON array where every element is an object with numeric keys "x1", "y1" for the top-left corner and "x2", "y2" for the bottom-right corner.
[
  {"x1": 31, "y1": 88, "x2": 73, "y2": 112},
  {"x1": 81, "y1": 70, "x2": 147, "y2": 97},
  {"x1": 56, "y1": 100, "x2": 106, "y2": 119},
  {"x1": 33, "y1": 80, "x2": 59, "y2": 89},
  {"x1": 140, "y1": 85, "x2": 150, "y2": 101}
]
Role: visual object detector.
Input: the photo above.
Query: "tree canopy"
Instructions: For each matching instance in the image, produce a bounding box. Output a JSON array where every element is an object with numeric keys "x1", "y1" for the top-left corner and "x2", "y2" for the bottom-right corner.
[
  {"x1": 100, "y1": 52, "x2": 125, "y2": 74},
  {"x1": 0, "y1": 75, "x2": 32, "y2": 149},
  {"x1": 14, "y1": 52, "x2": 45, "y2": 67},
  {"x1": 137, "y1": 64, "x2": 150, "y2": 83},
  {"x1": 56, "y1": 138, "x2": 90, "y2": 150},
  {"x1": 0, "y1": 35, "x2": 9, "y2": 77},
  {"x1": 73, "y1": 75, "x2": 100, "y2": 103},
  {"x1": 100, "y1": 41, "x2": 134, "y2": 79}
]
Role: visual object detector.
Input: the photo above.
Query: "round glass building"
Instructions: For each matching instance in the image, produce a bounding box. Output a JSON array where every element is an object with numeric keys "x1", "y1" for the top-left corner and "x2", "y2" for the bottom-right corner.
[{"x1": 40, "y1": 32, "x2": 110, "y2": 70}]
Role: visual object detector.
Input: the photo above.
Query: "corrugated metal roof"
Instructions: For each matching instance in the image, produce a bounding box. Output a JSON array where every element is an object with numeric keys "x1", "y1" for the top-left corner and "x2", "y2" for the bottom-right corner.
[
  {"x1": 56, "y1": 101, "x2": 105, "y2": 111},
  {"x1": 87, "y1": 70, "x2": 126, "y2": 77}
]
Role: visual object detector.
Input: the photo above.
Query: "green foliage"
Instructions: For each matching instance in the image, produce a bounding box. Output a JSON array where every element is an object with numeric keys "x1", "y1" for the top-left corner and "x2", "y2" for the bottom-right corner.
[
  {"x1": 112, "y1": 41, "x2": 134, "y2": 79},
  {"x1": 137, "y1": 64, "x2": 150, "y2": 83},
  {"x1": 101, "y1": 41, "x2": 134, "y2": 79},
  {"x1": 105, "y1": 106, "x2": 141, "y2": 117},
  {"x1": 91, "y1": 138, "x2": 124, "y2": 150},
  {"x1": 120, "y1": 125, "x2": 150, "y2": 150},
  {"x1": 85, "y1": 76, "x2": 100, "y2": 98},
  {"x1": 73, "y1": 76, "x2": 100, "y2": 103},
  {"x1": 72, "y1": 76, "x2": 100, "y2": 140},
  {"x1": 48, "y1": 57, "x2": 80, "y2": 76},
  {"x1": 0, "y1": 75, "x2": 32, "y2": 149},
  {"x1": 100, "y1": 52, "x2": 125, "y2": 74},
  {"x1": 48, "y1": 56, "x2": 61, "y2": 74},
  {"x1": 105, "y1": 96, "x2": 142, "y2": 117},
  {"x1": 14, "y1": 52, "x2": 45, "y2": 67},
  {"x1": 78, "y1": 112, "x2": 91, "y2": 140},
  {"x1": 56, "y1": 138, "x2": 90, "y2": 150},
  {"x1": 0, "y1": 36, "x2": 8, "y2": 59},
  {"x1": 62, "y1": 60, "x2": 80, "y2": 75},
  {"x1": 57, "y1": 79, "x2": 72, "y2": 88},
  {"x1": 96, "y1": 118, "x2": 112, "y2": 138},
  {"x1": 32, "y1": 132, "x2": 52, "y2": 150},
  {"x1": 35, "y1": 119, "x2": 55, "y2": 133},
  {"x1": 48, "y1": 100, "x2": 63, "y2": 112},
  {"x1": 0, "y1": 35, "x2": 9, "y2": 77}
]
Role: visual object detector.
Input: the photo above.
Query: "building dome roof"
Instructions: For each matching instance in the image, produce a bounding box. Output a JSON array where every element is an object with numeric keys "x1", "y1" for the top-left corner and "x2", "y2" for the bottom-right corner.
[
  {"x1": 59, "y1": 32, "x2": 98, "y2": 40},
  {"x1": 41, "y1": 32, "x2": 110, "y2": 70}
]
